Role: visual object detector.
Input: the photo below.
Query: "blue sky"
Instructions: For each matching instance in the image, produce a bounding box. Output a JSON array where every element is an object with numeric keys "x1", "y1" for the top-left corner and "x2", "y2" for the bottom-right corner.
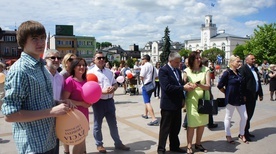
[{"x1": 1, "y1": 0, "x2": 275, "y2": 49}]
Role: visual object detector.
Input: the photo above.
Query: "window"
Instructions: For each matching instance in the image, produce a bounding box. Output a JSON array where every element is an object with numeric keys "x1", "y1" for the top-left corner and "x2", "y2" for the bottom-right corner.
[
  {"x1": 4, "y1": 36, "x2": 16, "y2": 41},
  {"x1": 204, "y1": 44, "x2": 208, "y2": 50},
  {"x1": 11, "y1": 47, "x2": 17, "y2": 56},
  {"x1": 57, "y1": 40, "x2": 63, "y2": 45},
  {"x1": 153, "y1": 56, "x2": 156, "y2": 62},
  {"x1": 213, "y1": 43, "x2": 216, "y2": 48},
  {"x1": 196, "y1": 44, "x2": 199, "y2": 50},
  {"x1": 4, "y1": 47, "x2": 10, "y2": 55},
  {"x1": 222, "y1": 43, "x2": 225, "y2": 51},
  {"x1": 153, "y1": 47, "x2": 156, "y2": 54},
  {"x1": 189, "y1": 45, "x2": 192, "y2": 51}
]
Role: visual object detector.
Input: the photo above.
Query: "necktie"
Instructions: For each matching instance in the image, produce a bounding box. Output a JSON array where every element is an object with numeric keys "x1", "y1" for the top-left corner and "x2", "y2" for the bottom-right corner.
[{"x1": 173, "y1": 68, "x2": 180, "y2": 83}]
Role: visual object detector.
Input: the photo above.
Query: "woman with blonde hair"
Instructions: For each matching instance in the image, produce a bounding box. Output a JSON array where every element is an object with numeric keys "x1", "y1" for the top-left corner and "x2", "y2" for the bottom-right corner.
[
  {"x1": 60, "y1": 53, "x2": 77, "y2": 154},
  {"x1": 60, "y1": 53, "x2": 77, "y2": 79},
  {"x1": 217, "y1": 55, "x2": 248, "y2": 144}
]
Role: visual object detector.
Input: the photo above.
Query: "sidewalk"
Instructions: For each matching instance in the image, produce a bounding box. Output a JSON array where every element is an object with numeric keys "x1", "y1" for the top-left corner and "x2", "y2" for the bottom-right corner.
[{"x1": 1, "y1": 83, "x2": 276, "y2": 154}]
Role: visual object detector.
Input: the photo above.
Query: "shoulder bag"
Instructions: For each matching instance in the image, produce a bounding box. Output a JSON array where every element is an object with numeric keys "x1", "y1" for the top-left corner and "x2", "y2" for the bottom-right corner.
[
  {"x1": 198, "y1": 90, "x2": 218, "y2": 115},
  {"x1": 142, "y1": 67, "x2": 156, "y2": 94}
]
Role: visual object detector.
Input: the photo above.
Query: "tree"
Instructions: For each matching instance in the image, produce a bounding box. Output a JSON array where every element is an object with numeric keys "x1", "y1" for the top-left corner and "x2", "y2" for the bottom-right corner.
[
  {"x1": 96, "y1": 42, "x2": 112, "y2": 49},
  {"x1": 202, "y1": 48, "x2": 225, "y2": 63},
  {"x1": 244, "y1": 23, "x2": 276, "y2": 64},
  {"x1": 179, "y1": 49, "x2": 191, "y2": 58},
  {"x1": 233, "y1": 44, "x2": 246, "y2": 60},
  {"x1": 96, "y1": 42, "x2": 101, "y2": 49},
  {"x1": 160, "y1": 26, "x2": 171, "y2": 66},
  {"x1": 126, "y1": 58, "x2": 134, "y2": 68}
]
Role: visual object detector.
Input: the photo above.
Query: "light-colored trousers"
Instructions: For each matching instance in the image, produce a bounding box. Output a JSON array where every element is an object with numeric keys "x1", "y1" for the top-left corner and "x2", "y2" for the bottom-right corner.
[{"x1": 224, "y1": 104, "x2": 248, "y2": 136}]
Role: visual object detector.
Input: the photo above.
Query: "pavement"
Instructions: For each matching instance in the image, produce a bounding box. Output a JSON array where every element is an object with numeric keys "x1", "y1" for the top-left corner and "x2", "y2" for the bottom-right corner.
[{"x1": 1, "y1": 80, "x2": 276, "y2": 154}]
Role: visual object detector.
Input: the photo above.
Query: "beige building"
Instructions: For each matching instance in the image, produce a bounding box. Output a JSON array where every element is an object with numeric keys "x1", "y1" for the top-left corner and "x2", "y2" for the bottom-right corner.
[{"x1": 50, "y1": 25, "x2": 96, "y2": 63}]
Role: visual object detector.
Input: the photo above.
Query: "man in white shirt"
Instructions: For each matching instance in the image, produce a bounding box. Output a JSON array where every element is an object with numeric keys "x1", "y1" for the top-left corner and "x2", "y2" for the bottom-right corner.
[
  {"x1": 140, "y1": 55, "x2": 158, "y2": 126},
  {"x1": 89, "y1": 52, "x2": 130, "y2": 153},
  {"x1": 44, "y1": 49, "x2": 64, "y2": 154}
]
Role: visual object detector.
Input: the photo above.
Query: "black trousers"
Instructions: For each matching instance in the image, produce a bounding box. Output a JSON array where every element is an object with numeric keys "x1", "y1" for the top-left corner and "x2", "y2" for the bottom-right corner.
[
  {"x1": 245, "y1": 94, "x2": 257, "y2": 135},
  {"x1": 158, "y1": 109, "x2": 182, "y2": 152},
  {"x1": 154, "y1": 81, "x2": 160, "y2": 97}
]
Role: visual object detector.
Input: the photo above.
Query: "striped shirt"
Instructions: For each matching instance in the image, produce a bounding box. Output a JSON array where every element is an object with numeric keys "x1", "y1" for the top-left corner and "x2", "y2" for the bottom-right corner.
[{"x1": 2, "y1": 52, "x2": 56, "y2": 154}]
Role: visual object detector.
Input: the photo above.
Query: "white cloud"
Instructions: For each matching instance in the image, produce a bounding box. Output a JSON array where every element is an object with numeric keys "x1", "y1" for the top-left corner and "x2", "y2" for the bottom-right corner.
[
  {"x1": 156, "y1": 16, "x2": 176, "y2": 24},
  {"x1": 0, "y1": 0, "x2": 275, "y2": 49},
  {"x1": 245, "y1": 20, "x2": 267, "y2": 28}
]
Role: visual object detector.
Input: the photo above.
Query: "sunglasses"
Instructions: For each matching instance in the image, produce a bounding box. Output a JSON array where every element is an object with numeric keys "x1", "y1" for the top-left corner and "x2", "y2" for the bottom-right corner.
[
  {"x1": 47, "y1": 56, "x2": 62, "y2": 60},
  {"x1": 96, "y1": 57, "x2": 106, "y2": 60},
  {"x1": 68, "y1": 58, "x2": 75, "y2": 62}
]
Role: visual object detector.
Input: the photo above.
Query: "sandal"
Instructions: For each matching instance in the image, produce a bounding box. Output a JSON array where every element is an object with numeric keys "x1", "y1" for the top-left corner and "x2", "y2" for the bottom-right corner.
[
  {"x1": 64, "y1": 152, "x2": 70, "y2": 154},
  {"x1": 226, "y1": 136, "x2": 235, "y2": 144},
  {"x1": 195, "y1": 144, "x2": 207, "y2": 153},
  {"x1": 187, "y1": 147, "x2": 194, "y2": 154},
  {"x1": 238, "y1": 134, "x2": 249, "y2": 144}
]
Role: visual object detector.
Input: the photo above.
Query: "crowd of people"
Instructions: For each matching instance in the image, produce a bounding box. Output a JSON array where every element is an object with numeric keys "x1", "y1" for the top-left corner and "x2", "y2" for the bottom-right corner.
[{"x1": 0, "y1": 20, "x2": 275, "y2": 154}]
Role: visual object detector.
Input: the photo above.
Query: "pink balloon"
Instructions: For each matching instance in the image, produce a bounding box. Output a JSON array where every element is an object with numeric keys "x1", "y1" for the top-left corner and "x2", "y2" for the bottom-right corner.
[
  {"x1": 116, "y1": 76, "x2": 125, "y2": 83},
  {"x1": 82, "y1": 81, "x2": 102, "y2": 104}
]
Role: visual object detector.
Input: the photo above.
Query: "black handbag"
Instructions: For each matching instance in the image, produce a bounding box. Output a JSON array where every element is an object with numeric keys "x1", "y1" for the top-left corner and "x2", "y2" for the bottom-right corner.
[
  {"x1": 198, "y1": 90, "x2": 217, "y2": 115},
  {"x1": 143, "y1": 67, "x2": 156, "y2": 94}
]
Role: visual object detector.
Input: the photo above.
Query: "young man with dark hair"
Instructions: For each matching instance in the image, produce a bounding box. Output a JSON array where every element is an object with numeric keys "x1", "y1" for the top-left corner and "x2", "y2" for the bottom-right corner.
[{"x1": 1, "y1": 20, "x2": 74, "y2": 154}]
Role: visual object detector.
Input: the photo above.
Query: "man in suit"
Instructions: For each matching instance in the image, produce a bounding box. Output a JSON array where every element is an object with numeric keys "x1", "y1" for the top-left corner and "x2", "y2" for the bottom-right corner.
[
  {"x1": 157, "y1": 52, "x2": 194, "y2": 154},
  {"x1": 239, "y1": 54, "x2": 263, "y2": 141}
]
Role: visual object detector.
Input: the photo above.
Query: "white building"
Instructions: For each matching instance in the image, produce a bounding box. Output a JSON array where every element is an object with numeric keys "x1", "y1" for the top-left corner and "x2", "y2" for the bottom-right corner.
[
  {"x1": 184, "y1": 15, "x2": 250, "y2": 63},
  {"x1": 141, "y1": 40, "x2": 183, "y2": 64}
]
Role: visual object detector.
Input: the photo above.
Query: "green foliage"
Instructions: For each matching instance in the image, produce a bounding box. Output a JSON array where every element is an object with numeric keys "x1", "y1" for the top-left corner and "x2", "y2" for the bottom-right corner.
[
  {"x1": 160, "y1": 26, "x2": 171, "y2": 65},
  {"x1": 111, "y1": 60, "x2": 120, "y2": 67},
  {"x1": 96, "y1": 42, "x2": 101, "y2": 49},
  {"x1": 126, "y1": 58, "x2": 134, "y2": 68},
  {"x1": 179, "y1": 49, "x2": 191, "y2": 58},
  {"x1": 233, "y1": 44, "x2": 246, "y2": 60},
  {"x1": 96, "y1": 42, "x2": 112, "y2": 49},
  {"x1": 244, "y1": 23, "x2": 276, "y2": 64},
  {"x1": 202, "y1": 48, "x2": 225, "y2": 63},
  {"x1": 101, "y1": 42, "x2": 112, "y2": 48}
]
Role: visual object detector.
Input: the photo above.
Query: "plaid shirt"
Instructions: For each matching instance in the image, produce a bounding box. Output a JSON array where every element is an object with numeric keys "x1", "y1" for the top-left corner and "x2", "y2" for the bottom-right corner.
[{"x1": 2, "y1": 52, "x2": 56, "y2": 154}]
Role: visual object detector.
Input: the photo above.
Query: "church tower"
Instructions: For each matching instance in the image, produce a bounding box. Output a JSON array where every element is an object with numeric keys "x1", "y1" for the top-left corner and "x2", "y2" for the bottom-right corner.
[{"x1": 201, "y1": 15, "x2": 217, "y2": 48}]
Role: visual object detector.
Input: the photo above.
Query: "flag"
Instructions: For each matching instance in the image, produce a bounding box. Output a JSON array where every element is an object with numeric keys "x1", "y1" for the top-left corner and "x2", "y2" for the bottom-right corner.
[{"x1": 211, "y1": 3, "x2": 215, "y2": 7}]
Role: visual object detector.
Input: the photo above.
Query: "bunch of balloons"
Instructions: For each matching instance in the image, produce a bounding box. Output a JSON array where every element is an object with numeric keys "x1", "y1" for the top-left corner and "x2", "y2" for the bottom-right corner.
[{"x1": 125, "y1": 70, "x2": 134, "y2": 79}]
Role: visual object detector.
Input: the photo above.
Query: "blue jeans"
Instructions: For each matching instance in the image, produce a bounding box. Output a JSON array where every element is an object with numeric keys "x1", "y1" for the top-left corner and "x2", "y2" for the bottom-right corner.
[{"x1": 92, "y1": 98, "x2": 122, "y2": 147}]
